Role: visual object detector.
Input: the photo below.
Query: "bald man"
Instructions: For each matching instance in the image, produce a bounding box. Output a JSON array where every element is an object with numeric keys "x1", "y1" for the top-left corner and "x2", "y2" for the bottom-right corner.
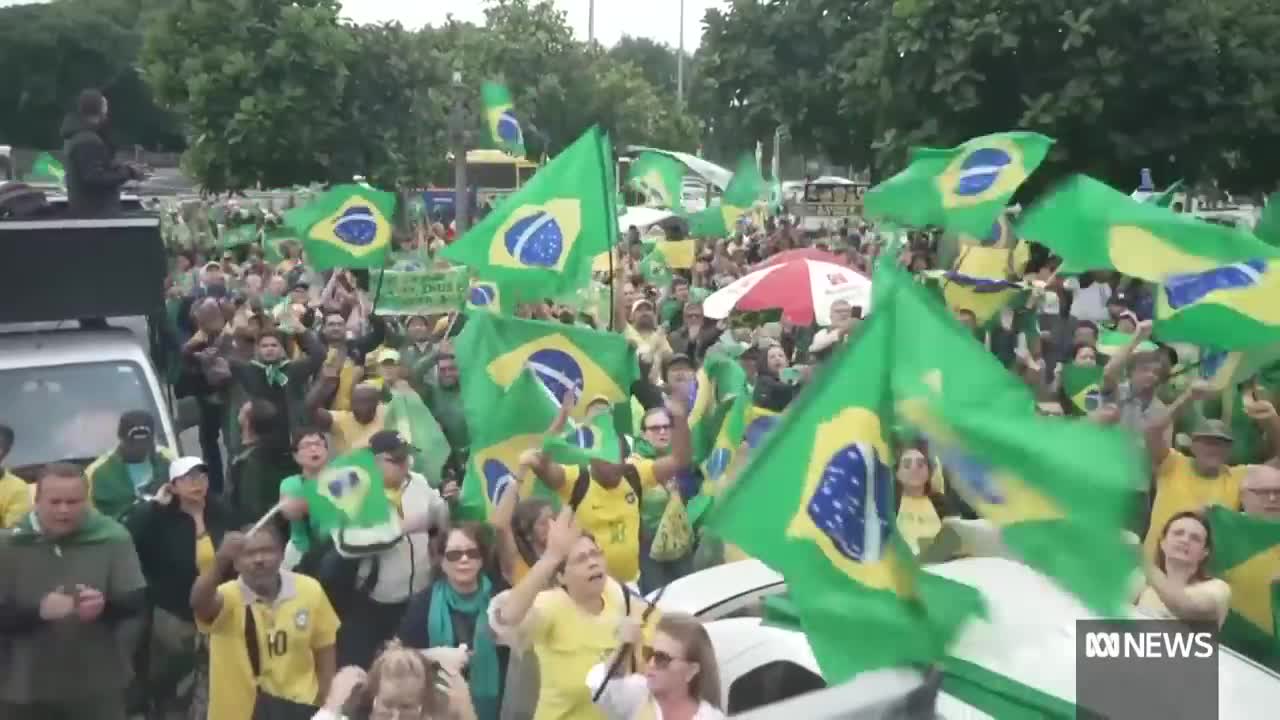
[
  {"x1": 306, "y1": 380, "x2": 387, "y2": 454},
  {"x1": 0, "y1": 463, "x2": 146, "y2": 720},
  {"x1": 1242, "y1": 464, "x2": 1280, "y2": 519}
]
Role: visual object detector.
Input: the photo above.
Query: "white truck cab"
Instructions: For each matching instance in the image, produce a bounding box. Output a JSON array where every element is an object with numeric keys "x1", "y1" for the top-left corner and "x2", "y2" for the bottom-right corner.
[{"x1": 0, "y1": 210, "x2": 179, "y2": 480}]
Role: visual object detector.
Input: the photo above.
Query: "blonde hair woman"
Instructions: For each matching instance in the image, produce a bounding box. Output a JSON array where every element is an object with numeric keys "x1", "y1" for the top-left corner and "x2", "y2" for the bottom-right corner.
[
  {"x1": 313, "y1": 640, "x2": 476, "y2": 720},
  {"x1": 586, "y1": 612, "x2": 725, "y2": 720}
]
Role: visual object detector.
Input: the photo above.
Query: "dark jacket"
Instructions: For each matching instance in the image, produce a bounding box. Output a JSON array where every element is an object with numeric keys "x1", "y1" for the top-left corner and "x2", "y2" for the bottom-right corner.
[
  {"x1": 123, "y1": 498, "x2": 236, "y2": 620},
  {"x1": 0, "y1": 511, "x2": 147, "y2": 703},
  {"x1": 61, "y1": 113, "x2": 132, "y2": 218},
  {"x1": 668, "y1": 322, "x2": 724, "y2": 365}
]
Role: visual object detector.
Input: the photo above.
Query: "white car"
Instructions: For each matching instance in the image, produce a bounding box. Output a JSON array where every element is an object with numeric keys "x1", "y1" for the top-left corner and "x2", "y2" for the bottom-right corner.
[{"x1": 652, "y1": 557, "x2": 1280, "y2": 717}]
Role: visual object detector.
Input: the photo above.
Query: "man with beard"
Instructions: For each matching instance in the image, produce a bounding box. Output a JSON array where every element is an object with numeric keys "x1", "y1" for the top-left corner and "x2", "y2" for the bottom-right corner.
[
  {"x1": 62, "y1": 89, "x2": 144, "y2": 217},
  {"x1": 0, "y1": 463, "x2": 147, "y2": 720}
]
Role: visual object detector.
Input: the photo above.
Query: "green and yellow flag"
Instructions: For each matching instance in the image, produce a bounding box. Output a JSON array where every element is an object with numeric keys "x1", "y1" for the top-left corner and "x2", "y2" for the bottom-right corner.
[
  {"x1": 628, "y1": 151, "x2": 685, "y2": 211},
  {"x1": 29, "y1": 151, "x2": 65, "y2": 185},
  {"x1": 864, "y1": 132, "x2": 1054, "y2": 239},
  {"x1": 385, "y1": 389, "x2": 451, "y2": 486},
  {"x1": 1019, "y1": 175, "x2": 1280, "y2": 348},
  {"x1": 1061, "y1": 364, "x2": 1104, "y2": 415},
  {"x1": 304, "y1": 448, "x2": 393, "y2": 533},
  {"x1": 284, "y1": 184, "x2": 396, "y2": 270},
  {"x1": 1207, "y1": 505, "x2": 1280, "y2": 670},
  {"x1": 709, "y1": 294, "x2": 985, "y2": 679},
  {"x1": 441, "y1": 126, "x2": 617, "y2": 303},
  {"x1": 460, "y1": 368, "x2": 561, "y2": 520},
  {"x1": 481, "y1": 81, "x2": 525, "y2": 158},
  {"x1": 543, "y1": 410, "x2": 623, "y2": 466},
  {"x1": 888, "y1": 270, "x2": 1142, "y2": 614},
  {"x1": 687, "y1": 154, "x2": 767, "y2": 238}
]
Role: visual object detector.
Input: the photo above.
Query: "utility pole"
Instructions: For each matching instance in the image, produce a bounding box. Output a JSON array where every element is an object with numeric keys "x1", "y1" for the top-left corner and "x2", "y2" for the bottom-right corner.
[
  {"x1": 588, "y1": 0, "x2": 595, "y2": 44},
  {"x1": 676, "y1": 0, "x2": 685, "y2": 105},
  {"x1": 450, "y1": 71, "x2": 469, "y2": 234}
]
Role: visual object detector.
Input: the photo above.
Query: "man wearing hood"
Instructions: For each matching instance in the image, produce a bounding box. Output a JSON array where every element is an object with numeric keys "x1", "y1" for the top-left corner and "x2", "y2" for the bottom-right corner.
[
  {"x1": 0, "y1": 462, "x2": 147, "y2": 719},
  {"x1": 62, "y1": 88, "x2": 143, "y2": 217}
]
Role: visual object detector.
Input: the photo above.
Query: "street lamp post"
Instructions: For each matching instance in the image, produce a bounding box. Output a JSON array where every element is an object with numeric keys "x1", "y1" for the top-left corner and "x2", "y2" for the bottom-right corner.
[
  {"x1": 676, "y1": 0, "x2": 685, "y2": 106},
  {"x1": 450, "y1": 70, "x2": 469, "y2": 234}
]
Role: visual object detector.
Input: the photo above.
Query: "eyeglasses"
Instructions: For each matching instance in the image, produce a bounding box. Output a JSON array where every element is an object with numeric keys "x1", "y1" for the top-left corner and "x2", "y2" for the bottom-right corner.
[
  {"x1": 644, "y1": 423, "x2": 672, "y2": 432},
  {"x1": 443, "y1": 547, "x2": 483, "y2": 562},
  {"x1": 642, "y1": 646, "x2": 682, "y2": 669}
]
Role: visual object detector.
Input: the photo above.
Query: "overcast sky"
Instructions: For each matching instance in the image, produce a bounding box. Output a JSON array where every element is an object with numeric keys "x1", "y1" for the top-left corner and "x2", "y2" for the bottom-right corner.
[{"x1": 0, "y1": 0, "x2": 725, "y2": 49}]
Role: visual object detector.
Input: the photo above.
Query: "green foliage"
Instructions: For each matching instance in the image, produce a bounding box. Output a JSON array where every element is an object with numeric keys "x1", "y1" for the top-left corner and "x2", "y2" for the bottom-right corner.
[
  {"x1": 0, "y1": 1, "x2": 181, "y2": 150},
  {"x1": 142, "y1": 0, "x2": 355, "y2": 192},
  {"x1": 699, "y1": 0, "x2": 1280, "y2": 192}
]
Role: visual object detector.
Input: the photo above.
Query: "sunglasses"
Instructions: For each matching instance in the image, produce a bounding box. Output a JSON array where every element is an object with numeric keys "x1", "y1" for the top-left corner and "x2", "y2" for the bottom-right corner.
[
  {"x1": 642, "y1": 646, "x2": 681, "y2": 669},
  {"x1": 443, "y1": 547, "x2": 482, "y2": 563}
]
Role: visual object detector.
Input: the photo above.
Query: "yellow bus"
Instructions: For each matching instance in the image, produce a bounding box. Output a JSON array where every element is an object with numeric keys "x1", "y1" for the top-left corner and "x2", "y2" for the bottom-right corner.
[{"x1": 466, "y1": 149, "x2": 539, "y2": 209}]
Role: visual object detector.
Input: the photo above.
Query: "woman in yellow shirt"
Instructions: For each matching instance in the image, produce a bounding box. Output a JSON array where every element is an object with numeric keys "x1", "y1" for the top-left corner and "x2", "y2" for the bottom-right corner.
[{"x1": 894, "y1": 448, "x2": 950, "y2": 555}]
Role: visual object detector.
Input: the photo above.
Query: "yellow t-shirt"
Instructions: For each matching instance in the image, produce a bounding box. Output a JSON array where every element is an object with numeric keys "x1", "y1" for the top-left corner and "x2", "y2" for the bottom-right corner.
[
  {"x1": 325, "y1": 349, "x2": 359, "y2": 412},
  {"x1": 328, "y1": 406, "x2": 387, "y2": 455},
  {"x1": 1144, "y1": 451, "x2": 1244, "y2": 558},
  {"x1": 0, "y1": 470, "x2": 32, "y2": 529},
  {"x1": 195, "y1": 535, "x2": 216, "y2": 576},
  {"x1": 553, "y1": 459, "x2": 658, "y2": 583},
  {"x1": 897, "y1": 494, "x2": 942, "y2": 555},
  {"x1": 527, "y1": 579, "x2": 653, "y2": 720},
  {"x1": 198, "y1": 573, "x2": 340, "y2": 720},
  {"x1": 1136, "y1": 578, "x2": 1232, "y2": 627}
]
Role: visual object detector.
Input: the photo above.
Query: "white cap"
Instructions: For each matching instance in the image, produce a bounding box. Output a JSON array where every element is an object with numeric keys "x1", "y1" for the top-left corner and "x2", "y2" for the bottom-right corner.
[{"x1": 169, "y1": 456, "x2": 207, "y2": 482}]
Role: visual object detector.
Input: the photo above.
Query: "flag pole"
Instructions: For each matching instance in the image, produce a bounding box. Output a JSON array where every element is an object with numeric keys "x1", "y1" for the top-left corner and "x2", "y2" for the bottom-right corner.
[{"x1": 248, "y1": 501, "x2": 283, "y2": 536}]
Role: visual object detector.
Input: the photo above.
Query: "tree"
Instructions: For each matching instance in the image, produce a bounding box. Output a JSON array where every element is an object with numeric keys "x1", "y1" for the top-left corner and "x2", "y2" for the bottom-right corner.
[
  {"x1": 608, "y1": 36, "x2": 684, "y2": 96},
  {"x1": 142, "y1": 0, "x2": 355, "y2": 191},
  {"x1": 0, "y1": 2, "x2": 181, "y2": 151}
]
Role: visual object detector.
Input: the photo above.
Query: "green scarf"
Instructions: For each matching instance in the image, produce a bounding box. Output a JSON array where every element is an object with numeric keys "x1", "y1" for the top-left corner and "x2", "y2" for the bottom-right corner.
[
  {"x1": 630, "y1": 437, "x2": 669, "y2": 460},
  {"x1": 427, "y1": 577, "x2": 498, "y2": 720},
  {"x1": 11, "y1": 508, "x2": 131, "y2": 545},
  {"x1": 253, "y1": 359, "x2": 290, "y2": 387},
  {"x1": 89, "y1": 449, "x2": 171, "y2": 520}
]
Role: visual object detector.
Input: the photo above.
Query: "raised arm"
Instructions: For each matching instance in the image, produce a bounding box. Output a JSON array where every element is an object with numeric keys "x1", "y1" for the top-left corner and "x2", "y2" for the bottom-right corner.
[
  {"x1": 191, "y1": 531, "x2": 245, "y2": 624},
  {"x1": 495, "y1": 507, "x2": 578, "y2": 628},
  {"x1": 1102, "y1": 320, "x2": 1153, "y2": 390},
  {"x1": 1146, "y1": 380, "x2": 1213, "y2": 471}
]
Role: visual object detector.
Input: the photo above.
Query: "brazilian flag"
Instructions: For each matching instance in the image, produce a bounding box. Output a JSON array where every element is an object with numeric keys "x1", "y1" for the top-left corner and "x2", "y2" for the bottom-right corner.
[
  {"x1": 543, "y1": 410, "x2": 623, "y2": 466},
  {"x1": 627, "y1": 151, "x2": 685, "y2": 211},
  {"x1": 441, "y1": 126, "x2": 617, "y2": 303},
  {"x1": 466, "y1": 279, "x2": 512, "y2": 315},
  {"x1": 923, "y1": 245, "x2": 1029, "y2": 328},
  {"x1": 701, "y1": 392, "x2": 749, "y2": 493},
  {"x1": 481, "y1": 81, "x2": 525, "y2": 158},
  {"x1": 687, "y1": 154, "x2": 767, "y2": 238},
  {"x1": 1019, "y1": 175, "x2": 1280, "y2": 348},
  {"x1": 305, "y1": 449, "x2": 393, "y2": 533},
  {"x1": 888, "y1": 269, "x2": 1142, "y2": 615},
  {"x1": 284, "y1": 184, "x2": 396, "y2": 270},
  {"x1": 709, "y1": 291, "x2": 985, "y2": 680},
  {"x1": 1207, "y1": 505, "x2": 1280, "y2": 670},
  {"x1": 454, "y1": 311, "x2": 639, "y2": 423},
  {"x1": 1061, "y1": 364, "x2": 1104, "y2": 414},
  {"x1": 459, "y1": 369, "x2": 560, "y2": 520},
  {"x1": 863, "y1": 131, "x2": 1054, "y2": 239},
  {"x1": 686, "y1": 352, "x2": 749, "y2": 463}
]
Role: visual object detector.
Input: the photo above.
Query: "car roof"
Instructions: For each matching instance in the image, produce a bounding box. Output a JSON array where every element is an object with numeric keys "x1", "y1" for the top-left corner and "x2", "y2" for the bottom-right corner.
[
  {"x1": 649, "y1": 558, "x2": 782, "y2": 614},
  {"x1": 0, "y1": 326, "x2": 150, "y2": 370}
]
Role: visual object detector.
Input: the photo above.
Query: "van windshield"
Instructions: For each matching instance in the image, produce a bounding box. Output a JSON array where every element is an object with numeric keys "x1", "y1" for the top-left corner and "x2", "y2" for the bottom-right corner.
[{"x1": 0, "y1": 361, "x2": 169, "y2": 469}]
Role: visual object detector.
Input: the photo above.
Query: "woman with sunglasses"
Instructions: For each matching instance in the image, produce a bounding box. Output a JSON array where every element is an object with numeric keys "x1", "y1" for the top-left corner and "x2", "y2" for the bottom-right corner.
[
  {"x1": 398, "y1": 525, "x2": 509, "y2": 720},
  {"x1": 587, "y1": 612, "x2": 725, "y2": 720}
]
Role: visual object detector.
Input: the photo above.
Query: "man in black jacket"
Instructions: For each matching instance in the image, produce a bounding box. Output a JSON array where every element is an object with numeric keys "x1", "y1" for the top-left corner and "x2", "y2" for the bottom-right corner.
[{"x1": 62, "y1": 89, "x2": 142, "y2": 217}]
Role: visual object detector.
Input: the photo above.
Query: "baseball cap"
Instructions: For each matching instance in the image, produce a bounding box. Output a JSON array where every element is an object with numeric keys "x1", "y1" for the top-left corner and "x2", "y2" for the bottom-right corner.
[
  {"x1": 202, "y1": 261, "x2": 222, "y2": 272},
  {"x1": 665, "y1": 353, "x2": 694, "y2": 374},
  {"x1": 290, "y1": 280, "x2": 310, "y2": 292},
  {"x1": 369, "y1": 430, "x2": 415, "y2": 456},
  {"x1": 1191, "y1": 419, "x2": 1233, "y2": 442},
  {"x1": 631, "y1": 298, "x2": 655, "y2": 314},
  {"x1": 379, "y1": 349, "x2": 401, "y2": 364},
  {"x1": 169, "y1": 456, "x2": 207, "y2": 481}
]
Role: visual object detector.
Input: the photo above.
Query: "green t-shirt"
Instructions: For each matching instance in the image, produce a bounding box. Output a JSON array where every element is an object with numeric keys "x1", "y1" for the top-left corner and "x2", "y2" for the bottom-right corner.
[{"x1": 279, "y1": 474, "x2": 322, "y2": 554}]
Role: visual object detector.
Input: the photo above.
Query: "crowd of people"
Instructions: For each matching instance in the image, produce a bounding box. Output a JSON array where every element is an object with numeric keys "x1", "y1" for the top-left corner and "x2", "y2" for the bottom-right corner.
[{"x1": 3, "y1": 89, "x2": 1280, "y2": 720}]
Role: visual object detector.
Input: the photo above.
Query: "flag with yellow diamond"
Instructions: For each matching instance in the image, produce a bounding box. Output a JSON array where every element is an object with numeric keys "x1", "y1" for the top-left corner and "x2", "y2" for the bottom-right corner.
[
  {"x1": 627, "y1": 151, "x2": 685, "y2": 211},
  {"x1": 441, "y1": 126, "x2": 617, "y2": 303},
  {"x1": 1207, "y1": 506, "x2": 1280, "y2": 670},
  {"x1": 708, "y1": 294, "x2": 985, "y2": 679},
  {"x1": 481, "y1": 81, "x2": 525, "y2": 158},
  {"x1": 305, "y1": 448, "x2": 393, "y2": 533},
  {"x1": 284, "y1": 184, "x2": 396, "y2": 270},
  {"x1": 887, "y1": 268, "x2": 1141, "y2": 614},
  {"x1": 687, "y1": 154, "x2": 766, "y2": 238}
]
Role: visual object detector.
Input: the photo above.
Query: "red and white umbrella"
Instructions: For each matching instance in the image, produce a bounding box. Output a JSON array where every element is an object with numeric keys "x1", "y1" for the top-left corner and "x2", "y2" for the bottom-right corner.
[{"x1": 702, "y1": 256, "x2": 872, "y2": 325}]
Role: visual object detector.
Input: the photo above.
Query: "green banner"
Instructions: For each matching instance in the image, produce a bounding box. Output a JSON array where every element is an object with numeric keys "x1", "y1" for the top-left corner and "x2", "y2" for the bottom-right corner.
[{"x1": 374, "y1": 268, "x2": 469, "y2": 316}]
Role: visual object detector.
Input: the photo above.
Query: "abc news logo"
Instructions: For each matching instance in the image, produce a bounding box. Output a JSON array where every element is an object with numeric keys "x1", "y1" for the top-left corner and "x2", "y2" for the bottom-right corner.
[{"x1": 1084, "y1": 629, "x2": 1216, "y2": 659}]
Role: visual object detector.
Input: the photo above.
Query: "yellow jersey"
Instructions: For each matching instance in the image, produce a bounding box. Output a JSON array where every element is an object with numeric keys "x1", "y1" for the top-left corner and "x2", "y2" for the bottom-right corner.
[
  {"x1": 328, "y1": 406, "x2": 387, "y2": 455},
  {"x1": 198, "y1": 572, "x2": 340, "y2": 720},
  {"x1": 897, "y1": 494, "x2": 942, "y2": 555},
  {"x1": 0, "y1": 470, "x2": 32, "y2": 528},
  {"x1": 1144, "y1": 451, "x2": 1244, "y2": 559},
  {"x1": 528, "y1": 579, "x2": 654, "y2": 720},
  {"x1": 553, "y1": 459, "x2": 658, "y2": 583}
]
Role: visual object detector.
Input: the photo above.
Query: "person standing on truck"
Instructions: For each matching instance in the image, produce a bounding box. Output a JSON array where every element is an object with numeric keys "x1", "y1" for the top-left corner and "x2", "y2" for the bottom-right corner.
[
  {"x1": 0, "y1": 424, "x2": 33, "y2": 528},
  {"x1": 0, "y1": 462, "x2": 148, "y2": 720},
  {"x1": 86, "y1": 411, "x2": 175, "y2": 520},
  {"x1": 62, "y1": 88, "x2": 144, "y2": 217}
]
